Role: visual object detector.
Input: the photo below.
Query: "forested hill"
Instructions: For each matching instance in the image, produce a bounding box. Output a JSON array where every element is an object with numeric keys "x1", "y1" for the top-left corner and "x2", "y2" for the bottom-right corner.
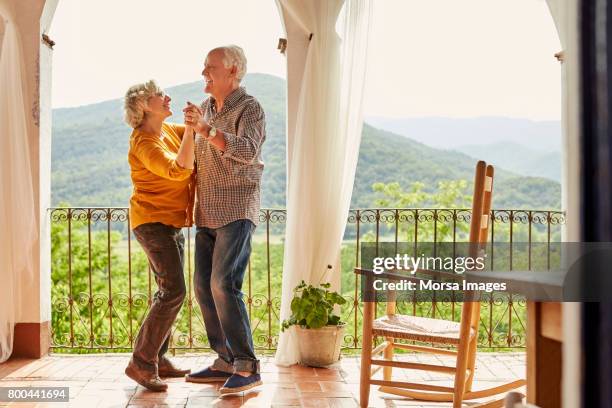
[{"x1": 52, "y1": 74, "x2": 561, "y2": 210}]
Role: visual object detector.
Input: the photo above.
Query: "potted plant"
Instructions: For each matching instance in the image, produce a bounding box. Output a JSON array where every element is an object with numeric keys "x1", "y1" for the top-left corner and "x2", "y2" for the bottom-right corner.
[{"x1": 281, "y1": 279, "x2": 347, "y2": 367}]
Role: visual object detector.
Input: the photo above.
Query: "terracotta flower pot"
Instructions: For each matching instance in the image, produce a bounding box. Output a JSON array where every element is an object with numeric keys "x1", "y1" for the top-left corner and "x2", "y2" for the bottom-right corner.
[{"x1": 295, "y1": 323, "x2": 346, "y2": 367}]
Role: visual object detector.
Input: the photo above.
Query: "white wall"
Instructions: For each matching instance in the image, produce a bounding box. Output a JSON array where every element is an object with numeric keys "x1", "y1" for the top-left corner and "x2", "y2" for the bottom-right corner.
[
  {"x1": 0, "y1": 17, "x2": 5, "y2": 52},
  {"x1": 0, "y1": 0, "x2": 57, "y2": 325}
]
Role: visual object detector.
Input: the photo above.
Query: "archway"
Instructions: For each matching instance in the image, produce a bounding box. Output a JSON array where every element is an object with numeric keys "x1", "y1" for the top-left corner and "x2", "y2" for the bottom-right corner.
[{"x1": 0, "y1": 1, "x2": 583, "y2": 405}]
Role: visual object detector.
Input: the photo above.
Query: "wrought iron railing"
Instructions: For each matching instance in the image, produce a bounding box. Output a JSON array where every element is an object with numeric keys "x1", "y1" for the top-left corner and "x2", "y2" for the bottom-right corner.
[{"x1": 49, "y1": 207, "x2": 564, "y2": 352}]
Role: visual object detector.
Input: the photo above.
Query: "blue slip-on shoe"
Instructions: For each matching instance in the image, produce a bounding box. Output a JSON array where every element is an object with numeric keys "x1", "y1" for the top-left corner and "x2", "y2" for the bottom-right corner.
[
  {"x1": 219, "y1": 373, "x2": 263, "y2": 395},
  {"x1": 185, "y1": 367, "x2": 232, "y2": 383}
]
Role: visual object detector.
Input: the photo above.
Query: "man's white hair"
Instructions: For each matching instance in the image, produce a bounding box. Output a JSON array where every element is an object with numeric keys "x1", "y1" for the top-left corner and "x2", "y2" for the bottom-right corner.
[{"x1": 213, "y1": 45, "x2": 247, "y2": 84}]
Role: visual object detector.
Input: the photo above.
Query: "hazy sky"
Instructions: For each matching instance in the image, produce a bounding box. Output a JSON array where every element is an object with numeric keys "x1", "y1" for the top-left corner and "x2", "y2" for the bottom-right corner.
[{"x1": 49, "y1": 0, "x2": 561, "y2": 120}]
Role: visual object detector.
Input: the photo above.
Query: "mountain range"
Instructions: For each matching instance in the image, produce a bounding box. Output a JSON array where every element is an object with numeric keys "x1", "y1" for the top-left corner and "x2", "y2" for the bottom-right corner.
[{"x1": 52, "y1": 74, "x2": 561, "y2": 210}]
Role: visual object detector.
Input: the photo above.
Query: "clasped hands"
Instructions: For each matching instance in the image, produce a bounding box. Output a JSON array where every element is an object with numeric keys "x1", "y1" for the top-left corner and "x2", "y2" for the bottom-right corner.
[{"x1": 183, "y1": 102, "x2": 212, "y2": 136}]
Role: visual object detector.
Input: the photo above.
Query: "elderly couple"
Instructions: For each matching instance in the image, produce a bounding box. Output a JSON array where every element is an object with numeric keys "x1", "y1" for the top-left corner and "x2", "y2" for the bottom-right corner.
[{"x1": 123, "y1": 45, "x2": 265, "y2": 395}]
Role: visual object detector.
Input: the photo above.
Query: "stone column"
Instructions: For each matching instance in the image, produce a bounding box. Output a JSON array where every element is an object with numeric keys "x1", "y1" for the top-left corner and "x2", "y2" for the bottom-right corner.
[{"x1": 277, "y1": 4, "x2": 310, "y2": 187}]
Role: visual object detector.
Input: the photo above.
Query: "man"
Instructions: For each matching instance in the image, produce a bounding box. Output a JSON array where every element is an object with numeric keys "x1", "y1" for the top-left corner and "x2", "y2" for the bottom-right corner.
[{"x1": 183, "y1": 45, "x2": 265, "y2": 394}]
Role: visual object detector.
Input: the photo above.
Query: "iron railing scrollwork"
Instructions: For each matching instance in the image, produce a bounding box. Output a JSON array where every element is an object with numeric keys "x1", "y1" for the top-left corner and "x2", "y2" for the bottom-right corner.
[{"x1": 49, "y1": 207, "x2": 564, "y2": 352}]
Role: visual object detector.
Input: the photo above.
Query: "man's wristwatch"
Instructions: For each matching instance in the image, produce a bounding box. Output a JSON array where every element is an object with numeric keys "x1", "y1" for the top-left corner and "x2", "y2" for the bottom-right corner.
[{"x1": 204, "y1": 126, "x2": 217, "y2": 141}]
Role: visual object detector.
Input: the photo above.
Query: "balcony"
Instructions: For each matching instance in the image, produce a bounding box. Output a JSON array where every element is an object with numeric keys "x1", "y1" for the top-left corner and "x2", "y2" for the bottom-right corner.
[{"x1": 0, "y1": 206, "x2": 562, "y2": 407}]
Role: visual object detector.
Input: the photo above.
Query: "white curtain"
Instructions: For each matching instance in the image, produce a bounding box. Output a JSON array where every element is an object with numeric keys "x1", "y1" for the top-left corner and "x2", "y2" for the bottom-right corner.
[
  {"x1": 275, "y1": 0, "x2": 372, "y2": 366},
  {"x1": 0, "y1": 5, "x2": 37, "y2": 362},
  {"x1": 545, "y1": 0, "x2": 567, "y2": 50}
]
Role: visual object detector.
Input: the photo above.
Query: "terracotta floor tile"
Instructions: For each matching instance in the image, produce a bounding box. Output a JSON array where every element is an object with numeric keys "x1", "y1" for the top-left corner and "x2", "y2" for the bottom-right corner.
[
  {"x1": 209, "y1": 396, "x2": 245, "y2": 407},
  {"x1": 0, "y1": 352, "x2": 526, "y2": 407},
  {"x1": 269, "y1": 387, "x2": 300, "y2": 404},
  {"x1": 313, "y1": 367, "x2": 341, "y2": 375},
  {"x1": 258, "y1": 383, "x2": 293, "y2": 391},
  {"x1": 267, "y1": 382, "x2": 295, "y2": 390},
  {"x1": 263, "y1": 396, "x2": 302, "y2": 407},
  {"x1": 53, "y1": 359, "x2": 98, "y2": 380},
  {"x1": 261, "y1": 363, "x2": 291, "y2": 374},
  {"x1": 299, "y1": 397, "x2": 331, "y2": 408},
  {"x1": 312, "y1": 372, "x2": 343, "y2": 382},
  {"x1": 188, "y1": 387, "x2": 221, "y2": 399},
  {"x1": 78, "y1": 390, "x2": 132, "y2": 401},
  {"x1": 292, "y1": 378, "x2": 321, "y2": 386},
  {"x1": 0, "y1": 359, "x2": 31, "y2": 377},
  {"x1": 319, "y1": 382, "x2": 348, "y2": 392},
  {"x1": 67, "y1": 395, "x2": 104, "y2": 407},
  {"x1": 242, "y1": 391, "x2": 274, "y2": 406},
  {"x1": 80, "y1": 381, "x2": 132, "y2": 391},
  {"x1": 327, "y1": 398, "x2": 358, "y2": 408},
  {"x1": 185, "y1": 397, "x2": 216, "y2": 407},
  {"x1": 340, "y1": 375, "x2": 360, "y2": 385},
  {"x1": 96, "y1": 398, "x2": 132, "y2": 408},
  {"x1": 4, "y1": 359, "x2": 56, "y2": 379},
  {"x1": 291, "y1": 374, "x2": 319, "y2": 381},
  {"x1": 27, "y1": 358, "x2": 75, "y2": 379},
  {"x1": 290, "y1": 366, "x2": 316, "y2": 376},
  {"x1": 129, "y1": 397, "x2": 187, "y2": 405},
  {"x1": 260, "y1": 372, "x2": 295, "y2": 384},
  {"x1": 298, "y1": 391, "x2": 353, "y2": 399},
  {"x1": 131, "y1": 388, "x2": 171, "y2": 400},
  {"x1": 296, "y1": 382, "x2": 322, "y2": 393}
]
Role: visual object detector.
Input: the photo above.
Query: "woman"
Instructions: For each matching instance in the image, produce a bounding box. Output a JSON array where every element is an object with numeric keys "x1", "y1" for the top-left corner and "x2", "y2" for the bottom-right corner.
[{"x1": 123, "y1": 80, "x2": 195, "y2": 392}]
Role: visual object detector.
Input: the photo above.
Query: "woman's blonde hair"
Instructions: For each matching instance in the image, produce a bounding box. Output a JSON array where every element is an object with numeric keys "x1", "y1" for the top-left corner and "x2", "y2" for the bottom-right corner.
[{"x1": 123, "y1": 80, "x2": 162, "y2": 128}]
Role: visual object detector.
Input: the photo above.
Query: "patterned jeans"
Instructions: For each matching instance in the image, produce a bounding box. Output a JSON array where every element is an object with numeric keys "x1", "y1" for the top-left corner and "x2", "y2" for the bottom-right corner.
[
  {"x1": 131, "y1": 222, "x2": 186, "y2": 374},
  {"x1": 194, "y1": 219, "x2": 260, "y2": 374}
]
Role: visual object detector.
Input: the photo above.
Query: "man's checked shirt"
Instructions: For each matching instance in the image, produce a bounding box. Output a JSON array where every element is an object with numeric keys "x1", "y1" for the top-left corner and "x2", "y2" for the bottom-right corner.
[{"x1": 195, "y1": 87, "x2": 266, "y2": 229}]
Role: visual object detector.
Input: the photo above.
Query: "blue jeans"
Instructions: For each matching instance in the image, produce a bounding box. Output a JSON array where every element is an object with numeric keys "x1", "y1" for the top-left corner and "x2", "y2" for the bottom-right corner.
[
  {"x1": 132, "y1": 222, "x2": 186, "y2": 374},
  {"x1": 194, "y1": 219, "x2": 259, "y2": 374}
]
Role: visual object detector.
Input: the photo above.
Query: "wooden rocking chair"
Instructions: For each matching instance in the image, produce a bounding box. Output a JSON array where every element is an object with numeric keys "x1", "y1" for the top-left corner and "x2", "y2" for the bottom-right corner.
[{"x1": 356, "y1": 161, "x2": 526, "y2": 408}]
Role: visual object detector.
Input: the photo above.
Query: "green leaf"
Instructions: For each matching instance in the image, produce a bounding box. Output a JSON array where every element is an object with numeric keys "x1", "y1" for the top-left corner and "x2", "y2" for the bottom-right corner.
[
  {"x1": 328, "y1": 315, "x2": 341, "y2": 326},
  {"x1": 306, "y1": 307, "x2": 328, "y2": 329},
  {"x1": 326, "y1": 291, "x2": 346, "y2": 306},
  {"x1": 290, "y1": 297, "x2": 301, "y2": 314},
  {"x1": 295, "y1": 297, "x2": 312, "y2": 321}
]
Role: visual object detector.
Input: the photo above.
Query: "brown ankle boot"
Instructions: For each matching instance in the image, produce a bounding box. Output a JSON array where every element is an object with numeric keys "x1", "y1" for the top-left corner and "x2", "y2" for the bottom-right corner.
[
  {"x1": 158, "y1": 356, "x2": 191, "y2": 378},
  {"x1": 125, "y1": 361, "x2": 168, "y2": 392}
]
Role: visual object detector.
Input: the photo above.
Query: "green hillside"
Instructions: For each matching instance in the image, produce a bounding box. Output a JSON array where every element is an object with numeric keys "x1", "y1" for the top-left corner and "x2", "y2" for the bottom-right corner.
[
  {"x1": 455, "y1": 142, "x2": 561, "y2": 182},
  {"x1": 52, "y1": 74, "x2": 561, "y2": 210}
]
